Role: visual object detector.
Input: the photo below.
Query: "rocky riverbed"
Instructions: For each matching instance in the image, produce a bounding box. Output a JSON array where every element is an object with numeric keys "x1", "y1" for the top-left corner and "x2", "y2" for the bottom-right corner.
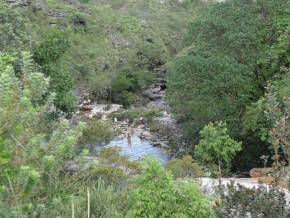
[{"x1": 76, "y1": 83, "x2": 178, "y2": 163}]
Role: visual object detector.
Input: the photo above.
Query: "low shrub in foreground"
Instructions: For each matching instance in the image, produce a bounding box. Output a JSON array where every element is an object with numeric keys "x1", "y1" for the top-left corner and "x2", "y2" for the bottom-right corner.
[
  {"x1": 126, "y1": 158, "x2": 216, "y2": 218},
  {"x1": 214, "y1": 181, "x2": 288, "y2": 218}
]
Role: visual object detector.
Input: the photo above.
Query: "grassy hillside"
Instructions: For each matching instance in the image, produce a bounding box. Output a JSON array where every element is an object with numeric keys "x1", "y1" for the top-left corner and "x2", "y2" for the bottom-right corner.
[{"x1": 11, "y1": 0, "x2": 201, "y2": 104}]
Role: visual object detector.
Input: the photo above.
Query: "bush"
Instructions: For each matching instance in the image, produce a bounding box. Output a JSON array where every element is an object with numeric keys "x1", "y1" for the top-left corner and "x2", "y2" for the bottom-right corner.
[
  {"x1": 48, "y1": 63, "x2": 76, "y2": 112},
  {"x1": 166, "y1": 155, "x2": 204, "y2": 179},
  {"x1": 126, "y1": 158, "x2": 216, "y2": 218},
  {"x1": 111, "y1": 68, "x2": 154, "y2": 106},
  {"x1": 214, "y1": 181, "x2": 288, "y2": 218},
  {"x1": 33, "y1": 30, "x2": 70, "y2": 66},
  {"x1": 79, "y1": 119, "x2": 115, "y2": 146},
  {"x1": 86, "y1": 147, "x2": 141, "y2": 186},
  {"x1": 60, "y1": 179, "x2": 122, "y2": 218}
]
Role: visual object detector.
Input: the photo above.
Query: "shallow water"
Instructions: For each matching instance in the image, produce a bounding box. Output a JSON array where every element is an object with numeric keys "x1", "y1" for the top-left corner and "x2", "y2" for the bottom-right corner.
[
  {"x1": 153, "y1": 98, "x2": 166, "y2": 105},
  {"x1": 98, "y1": 134, "x2": 170, "y2": 164}
]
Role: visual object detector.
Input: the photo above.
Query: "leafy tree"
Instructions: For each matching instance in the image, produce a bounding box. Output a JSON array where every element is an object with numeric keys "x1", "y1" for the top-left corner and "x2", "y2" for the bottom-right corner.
[
  {"x1": 194, "y1": 122, "x2": 242, "y2": 176},
  {"x1": 33, "y1": 30, "x2": 69, "y2": 67},
  {"x1": 126, "y1": 158, "x2": 215, "y2": 218}
]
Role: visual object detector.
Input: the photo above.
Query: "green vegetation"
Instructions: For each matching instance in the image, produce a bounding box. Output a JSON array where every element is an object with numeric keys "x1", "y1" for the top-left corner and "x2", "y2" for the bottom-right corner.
[
  {"x1": 167, "y1": 0, "x2": 290, "y2": 171},
  {"x1": 0, "y1": 52, "x2": 85, "y2": 216},
  {"x1": 1, "y1": 0, "x2": 289, "y2": 217},
  {"x1": 215, "y1": 181, "x2": 288, "y2": 218},
  {"x1": 111, "y1": 68, "x2": 155, "y2": 106},
  {"x1": 5, "y1": 0, "x2": 199, "y2": 107},
  {"x1": 79, "y1": 119, "x2": 116, "y2": 145},
  {"x1": 127, "y1": 158, "x2": 215, "y2": 218},
  {"x1": 0, "y1": 1, "x2": 27, "y2": 52},
  {"x1": 166, "y1": 155, "x2": 204, "y2": 179},
  {"x1": 33, "y1": 29, "x2": 75, "y2": 113},
  {"x1": 113, "y1": 107, "x2": 162, "y2": 122},
  {"x1": 195, "y1": 122, "x2": 242, "y2": 176}
]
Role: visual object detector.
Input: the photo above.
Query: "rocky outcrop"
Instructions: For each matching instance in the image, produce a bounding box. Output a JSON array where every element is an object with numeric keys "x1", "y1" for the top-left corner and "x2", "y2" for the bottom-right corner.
[{"x1": 6, "y1": 0, "x2": 29, "y2": 7}]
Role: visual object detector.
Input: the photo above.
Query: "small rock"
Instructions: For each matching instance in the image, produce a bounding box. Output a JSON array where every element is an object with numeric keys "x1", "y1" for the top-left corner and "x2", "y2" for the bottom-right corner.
[
  {"x1": 152, "y1": 141, "x2": 162, "y2": 147},
  {"x1": 139, "y1": 130, "x2": 152, "y2": 140},
  {"x1": 80, "y1": 105, "x2": 94, "y2": 112}
]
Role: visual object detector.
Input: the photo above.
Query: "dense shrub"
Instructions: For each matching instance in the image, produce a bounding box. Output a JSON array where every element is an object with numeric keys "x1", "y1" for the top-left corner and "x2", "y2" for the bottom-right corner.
[
  {"x1": 48, "y1": 179, "x2": 122, "y2": 218},
  {"x1": 214, "y1": 181, "x2": 288, "y2": 218},
  {"x1": 94, "y1": 147, "x2": 141, "y2": 184}
]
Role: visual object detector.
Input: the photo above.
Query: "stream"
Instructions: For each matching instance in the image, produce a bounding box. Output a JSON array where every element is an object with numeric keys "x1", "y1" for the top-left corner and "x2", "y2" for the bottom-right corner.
[
  {"x1": 79, "y1": 83, "x2": 174, "y2": 164},
  {"x1": 99, "y1": 134, "x2": 171, "y2": 164}
]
